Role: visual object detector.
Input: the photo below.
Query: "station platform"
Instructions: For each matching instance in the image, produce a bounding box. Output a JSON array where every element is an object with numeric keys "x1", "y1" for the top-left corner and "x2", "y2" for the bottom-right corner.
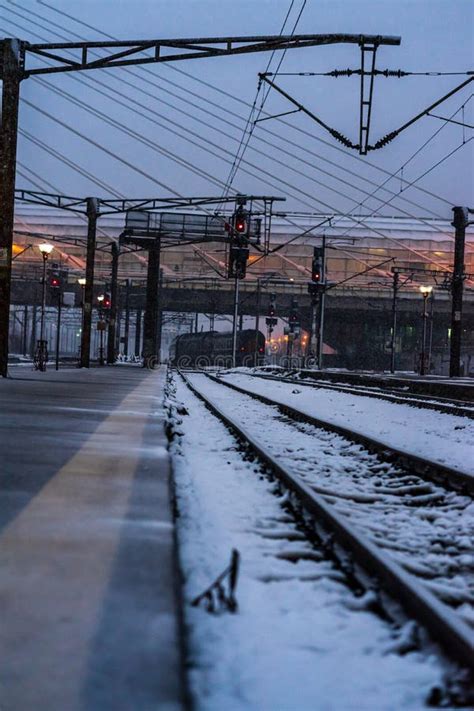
[{"x1": 0, "y1": 365, "x2": 185, "y2": 711}]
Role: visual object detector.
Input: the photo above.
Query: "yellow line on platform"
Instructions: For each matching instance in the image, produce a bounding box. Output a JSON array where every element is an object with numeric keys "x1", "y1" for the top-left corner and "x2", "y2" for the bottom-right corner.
[{"x1": 0, "y1": 371, "x2": 160, "y2": 710}]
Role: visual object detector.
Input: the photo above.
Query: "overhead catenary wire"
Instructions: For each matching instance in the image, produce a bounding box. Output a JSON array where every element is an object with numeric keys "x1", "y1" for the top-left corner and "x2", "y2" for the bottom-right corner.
[
  {"x1": 31, "y1": 71, "x2": 460, "y2": 241},
  {"x1": 19, "y1": 129, "x2": 124, "y2": 197},
  {"x1": 264, "y1": 69, "x2": 474, "y2": 77},
  {"x1": 9, "y1": 4, "x2": 472, "y2": 276},
  {"x1": 222, "y1": 0, "x2": 307, "y2": 198},
  {"x1": 11, "y1": 8, "x2": 452, "y2": 226},
  {"x1": 329, "y1": 94, "x2": 474, "y2": 234},
  {"x1": 22, "y1": 81, "x2": 463, "y2": 277},
  {"x1": 5, "y1": 9, "x2": 461, "y2": 242},
  {"x1": 33, "y1": 0, "x2": 462, "y2": 211},
  {"x1": 8, "y1": 2, "x2": 455, "y2": 219},
  {"x1": 29, "y1": 0, "x2": 457, "y2": 211},
  {"x1": 10, "y1": 67, "x2": 463, "y2": 281}
]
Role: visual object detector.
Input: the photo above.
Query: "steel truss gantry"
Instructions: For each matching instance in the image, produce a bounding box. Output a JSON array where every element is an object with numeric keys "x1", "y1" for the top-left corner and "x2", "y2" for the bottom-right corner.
[
  {"x1": 0, "y1": 32, "x2": 400, "y2": 375},
  {"x1": 11, "y1": 190, "x2": 283, "y2": 368}
]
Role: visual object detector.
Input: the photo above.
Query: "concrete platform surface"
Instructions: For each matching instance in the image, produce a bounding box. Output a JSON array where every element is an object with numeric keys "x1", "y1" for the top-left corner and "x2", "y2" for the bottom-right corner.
[{"x1": 0, "y1": 365, "x2": 185, "y2": 711}]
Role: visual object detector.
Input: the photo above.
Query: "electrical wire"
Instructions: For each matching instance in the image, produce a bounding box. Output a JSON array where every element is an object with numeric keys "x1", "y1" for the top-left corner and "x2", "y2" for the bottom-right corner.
[
  {"x1": 19, "y1": 129, "x2": 123, "y2": 197},
  {"x1": 329, "y1": 95, "x2": 474, "y2": 232},
  {"x1": 222, "y1": 0, "x2": 307, "y2": 198},
  {"x1": 9, "y1": 3, "x2": 453, "y2": 221},
  {"x1": 31, "y1": 0, "x2": 456, "y2": 210},
  {"x1": 10, "y1": 3, "x2": 470, "y2": 276},
  {"x1": 6, "y1": 9, "x2": 458, "y2": 245}
]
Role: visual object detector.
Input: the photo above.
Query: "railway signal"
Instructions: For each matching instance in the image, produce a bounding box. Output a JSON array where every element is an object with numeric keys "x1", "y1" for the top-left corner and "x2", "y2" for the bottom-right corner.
[
  {"x1": 289, "y1": 298, "x2": 300, "y2": 333},
  {"x1": 268, "y1": 292, "x2": 276, "y2": 317},
  {"x1": 228, "y1": 246, "x2": 249, "y2": 279},
  {"x1": 48, "y1": 270, "x2": 62, "y2": 293},
  {"x1": 311, "y1": 246, "x2": 324, "y2": 284},
  {"x1": 234, "y1": 206, "x2": 248, "y2": 235}
]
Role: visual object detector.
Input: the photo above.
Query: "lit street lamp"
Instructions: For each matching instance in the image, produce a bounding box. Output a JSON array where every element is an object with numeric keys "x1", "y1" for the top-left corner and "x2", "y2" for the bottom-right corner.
[
  {"x1": 35, "y1": 243, "x2": 53, "y2": 371},
  {"x1": 419, "y1": 285, "x2": 433, "y2": 375}
]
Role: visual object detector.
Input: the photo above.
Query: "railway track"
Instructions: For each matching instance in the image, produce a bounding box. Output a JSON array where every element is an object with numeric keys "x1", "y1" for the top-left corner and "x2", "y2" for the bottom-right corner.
[
  {"x1": 178, "y1": 369, "x2": 474, "y2": 673},
  {"x1": 244, "y1": 370, "x2": 474, "y2": 420},
  {"x1": 210, "y1": 371, "x2": 474, "y2": 495}
]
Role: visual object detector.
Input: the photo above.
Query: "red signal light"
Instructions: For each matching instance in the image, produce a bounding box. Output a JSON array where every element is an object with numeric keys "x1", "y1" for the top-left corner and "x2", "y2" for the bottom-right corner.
[{"x1": 235, "y1": 218, "x2": 246, "y2": 233}]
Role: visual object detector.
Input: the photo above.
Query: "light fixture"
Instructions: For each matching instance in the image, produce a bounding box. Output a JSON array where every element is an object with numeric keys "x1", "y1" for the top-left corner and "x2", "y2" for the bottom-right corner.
[
  {"x1": 38, "y1": 242, "x2": 53, "y2": 256},
  {"x1": 419, "y1": 285, "x2": 433, "y2": 296},
  {"x1": 97, "y1": 294, "x2": 105, "y2": 302},
  {"x1": 77, "y1": 277, "x2": 86, "y2": 286}
]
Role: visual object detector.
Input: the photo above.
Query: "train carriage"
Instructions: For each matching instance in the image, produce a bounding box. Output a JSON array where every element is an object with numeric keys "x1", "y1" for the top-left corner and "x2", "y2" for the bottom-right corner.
[{"x1": 170, "y1": 329, "x2": 265, "y2": 367}]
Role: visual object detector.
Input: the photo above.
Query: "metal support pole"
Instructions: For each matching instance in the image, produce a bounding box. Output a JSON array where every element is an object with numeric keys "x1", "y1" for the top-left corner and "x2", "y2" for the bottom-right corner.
[
  {"x1": 157, "y1": 268, "x2": 164, "y2": 363},
  {"x1": 254, "y1": 278, "x2": 261, "y2": 366},
  {"x1": 55, "y1": 289, "x2": 61, "y2": 371},
  {"x1": 80, "y1": 197, "x2": 99, "y2": 367},
  {"x1": 22, "y1": 304, "x2": 28, "y2": 355},
  {"x1": 450, "y1": 206, "x2": 468, "y2": 377},
  {"x1": 232, "y1": 274, "x2": 239, "y2": 368},
  {"x1": 143, "y1": 239, "x2": 160, "y2": 368},
  {"x1": 316, "y1": 291, "x2": 326, "y2": 369},
  {"x1": 134, "y1": 308, "x2": 142, "y2": 357},
  {"x1": 287, "y1": 333, "x2": 294, "y2": 360},
  {"x1": 39, "y1": 256, "x2": 47, "y2": 344},
  {"x1": 308, "y1": 296, "x2": 318, "y2": 359},
  {"x1": 123, "y1": 278, "x2": 130, "y2": 356},
  {"x1": 0, "y1": 40, "x2": 22, "y2": 376},
  {"x1": 107, "y1": 242, "x2": 119, "y2": 364},
  {"x1": 390, "y1": 271, "x2": 399, "y2": 373},
  {"x1": 420, "y1": 294, "x2": 428, "y2": 376},
  {"x1": 30, "y1": 304, "x2": 37, "y2": 357},
  {"x1": 99, "y1": 321, "x2": 105, "y2": 366},
  {"x1": 428, "y1": 291, "x2": 434, "y2": 373},
  {"x1": 317, "y1": 233, "x2": 326, "y2": 369}
]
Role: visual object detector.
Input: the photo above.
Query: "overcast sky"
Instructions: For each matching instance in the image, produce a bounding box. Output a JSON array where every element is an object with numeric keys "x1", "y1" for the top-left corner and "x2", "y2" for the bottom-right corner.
[{"x1": 3, "y1": 0, "x2": 473, "y2": 223}]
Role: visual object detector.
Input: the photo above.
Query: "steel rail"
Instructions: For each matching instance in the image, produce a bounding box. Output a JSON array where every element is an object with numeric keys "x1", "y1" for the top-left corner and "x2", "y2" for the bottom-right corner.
[
  {"x1": 203, "y1": 372, "x2": 474, "y2": 495},
  {"x1": 296, "y1": 369, "x2": 474, "y2": 404},
  {"x1": 179, "y1": 369, "x2": 474, "y2": 670},
  {"x1": 243, "y1": 370, "x2": 474, "y2": 419}
]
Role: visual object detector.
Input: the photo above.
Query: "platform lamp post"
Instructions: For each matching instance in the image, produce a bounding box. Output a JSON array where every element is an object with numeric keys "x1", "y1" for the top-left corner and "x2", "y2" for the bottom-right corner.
[
  {"x1": 97, "y1": 294, "x2": 105, "y2": 366},
  {"x1": 419, "y1": 285, "x2": 433, "y2": 376},
  {"x1": 36, "y1": 243, "x2": 53, "y2": 371},
  {"x1": 77, "y1": 277, "x2": 86, "y2": 360}
]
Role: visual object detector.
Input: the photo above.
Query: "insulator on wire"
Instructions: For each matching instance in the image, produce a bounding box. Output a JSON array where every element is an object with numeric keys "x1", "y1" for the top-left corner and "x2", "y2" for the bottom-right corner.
[
  {"x1": 329, "y1": 128, "x2": 357, "y2": 149},
  {"x1": 369, "y1": 130, "x2": 399, "y2": 150}
]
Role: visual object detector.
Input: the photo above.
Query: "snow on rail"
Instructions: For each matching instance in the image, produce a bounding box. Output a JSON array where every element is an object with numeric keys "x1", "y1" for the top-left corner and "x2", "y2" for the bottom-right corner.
[{"x1": 221, "y1": 371, "x2": 474, "y2": 476}]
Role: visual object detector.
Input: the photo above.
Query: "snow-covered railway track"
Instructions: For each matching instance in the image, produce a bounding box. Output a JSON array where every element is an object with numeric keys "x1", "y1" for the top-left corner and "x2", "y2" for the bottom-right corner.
[
  {"x1": 179, "y1": 369, "x2": 474, "y2": 671},
  {"x1": 211, "y1": 372, "x2": 474, "y2": 495},
  {"x1": 245, "y1": 371, "x2": 474, "y2": 419}
]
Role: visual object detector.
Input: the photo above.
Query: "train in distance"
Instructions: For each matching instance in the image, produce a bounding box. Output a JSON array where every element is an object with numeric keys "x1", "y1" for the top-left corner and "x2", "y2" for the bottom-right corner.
[{"x1": 169, "y1": 329, "x2": 265, "y2": 367}]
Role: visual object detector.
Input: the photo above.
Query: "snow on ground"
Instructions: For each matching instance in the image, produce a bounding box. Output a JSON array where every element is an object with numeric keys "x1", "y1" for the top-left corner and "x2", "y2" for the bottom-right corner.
[
  {"x1": 184, "y1": 373, "x2": 474, "y2": 622},
  {"x1": 167, "y1": 374, "x2": 452, "y2": 711},
  {"x1": 220, "y1": 372, "x2": 474, "y2": 475}
]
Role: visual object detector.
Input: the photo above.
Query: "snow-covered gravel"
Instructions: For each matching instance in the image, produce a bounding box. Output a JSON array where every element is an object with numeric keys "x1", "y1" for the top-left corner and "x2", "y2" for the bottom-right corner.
[
  {"x1": 220, "y1": 371, "x2": 474, "y2": 476},
  {"x1": 168, "y1": 374, "x2": 454, "y2": 711}
]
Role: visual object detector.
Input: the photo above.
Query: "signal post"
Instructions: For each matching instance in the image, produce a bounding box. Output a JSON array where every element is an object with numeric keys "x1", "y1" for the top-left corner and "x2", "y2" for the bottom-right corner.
[
  {"x1": 228, "y1": 199, "x2": 250, "y2": 368},
  {"x1": 307, "y1": 240, "x2": 326, "y2": 368}
]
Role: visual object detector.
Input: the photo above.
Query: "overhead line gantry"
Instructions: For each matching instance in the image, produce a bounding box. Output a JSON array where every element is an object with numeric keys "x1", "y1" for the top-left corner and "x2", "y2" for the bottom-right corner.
[{"x1": 0, "y1": 32, "x2": 400, "y2": 376}]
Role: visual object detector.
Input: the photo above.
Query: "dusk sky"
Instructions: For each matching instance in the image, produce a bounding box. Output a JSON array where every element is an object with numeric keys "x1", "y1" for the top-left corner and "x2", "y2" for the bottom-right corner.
[{"x1": 3, "y1": 0, "x2": 473, "y2": 221}]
